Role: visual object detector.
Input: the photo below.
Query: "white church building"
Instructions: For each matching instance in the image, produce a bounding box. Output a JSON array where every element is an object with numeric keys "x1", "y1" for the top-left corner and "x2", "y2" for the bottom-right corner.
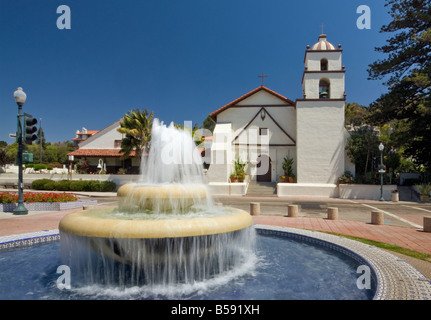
[{"x1": 206, "y1": 34, "x2": 354, "y2": 197}]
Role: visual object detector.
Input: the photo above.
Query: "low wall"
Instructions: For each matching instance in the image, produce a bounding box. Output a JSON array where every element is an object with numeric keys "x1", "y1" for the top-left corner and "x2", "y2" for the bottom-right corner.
[
  {"x1": 277, "y1": 183, "x2": 339, "y2": 198},
  {"x1": 208, "y1": 182, "x2": 248, "y2": 196},
  {"x1": 0, "y1": 199, "x2": 97, "y2": 212},
  {"x1": 338, "y1": 184, "x2": 397, "y2": 201},
  {"x1": 277, "y1": 183, "x2": 398, "y2": 200}
]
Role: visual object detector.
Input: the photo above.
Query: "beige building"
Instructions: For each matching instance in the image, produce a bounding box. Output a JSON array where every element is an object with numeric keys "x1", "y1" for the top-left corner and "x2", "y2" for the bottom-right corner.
[{"x1": 68, "y1": 120, "x2": 140, "y2": 174}]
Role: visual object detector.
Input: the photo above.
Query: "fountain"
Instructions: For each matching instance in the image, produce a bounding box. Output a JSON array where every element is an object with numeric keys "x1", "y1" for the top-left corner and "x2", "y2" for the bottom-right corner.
[{"x1": 59, "y1": 119, "x2": 254, "y2": 288}]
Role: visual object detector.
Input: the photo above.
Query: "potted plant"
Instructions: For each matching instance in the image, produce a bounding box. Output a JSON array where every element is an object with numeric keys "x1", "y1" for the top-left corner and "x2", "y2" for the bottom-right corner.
[
  {"x1": 233, "y1": 158, "x2": 248, "y2": 183},
  {"x1": 282, "y1": 156, "x2": 295, "y2": 183},
  {"x1": 391, "y1": 189, "x2": 399, "y2": 202},
  {"x1": 279, "y1": 175, "x2": 286, "y2": 183},
  {"x1": 117, "y1": 168, "x2": 126, "y2": 175},
  {"x1": 230, "y1": 174, "x2": 237, "y2": 183},
  {"x1": 338, "y1": 171, "x2": 355, "y2": 185},
  {"x1": 417, "y1": 184, "x2": 431, "y2": 203},
  {"x1": 237, "y1": 172, "x2": 245, "y2": 182}
]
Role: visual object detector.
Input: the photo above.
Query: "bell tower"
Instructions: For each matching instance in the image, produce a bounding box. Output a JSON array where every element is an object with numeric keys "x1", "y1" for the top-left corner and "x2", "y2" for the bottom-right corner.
[
  {"x1": 302, "y1": 34, "x2": 345, "y2": 100},
  {"x1": 295, "y1": 34, "x2": 346, "y2": 184}
]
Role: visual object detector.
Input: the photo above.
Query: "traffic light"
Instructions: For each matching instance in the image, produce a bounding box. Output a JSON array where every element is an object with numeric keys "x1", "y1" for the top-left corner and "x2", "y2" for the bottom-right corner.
[
  {"x1": 372, "y1": 157, "x2": 378, "y2": 170},
  {"x1": 24, "y1": 113, "x2": 38, "y2": 145}
]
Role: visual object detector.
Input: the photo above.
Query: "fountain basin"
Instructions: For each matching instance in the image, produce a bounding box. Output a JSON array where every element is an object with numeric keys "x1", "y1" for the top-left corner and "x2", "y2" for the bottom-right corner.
[
  {"x1": 59, "y1": 207, "x2": 254, "y2": 285},
  {"x1": 117, "y1": 183, "x2": 210, "y2": 212},
  {"x1": 59, "y1": 207, "x2": 252, "y2": 238}
]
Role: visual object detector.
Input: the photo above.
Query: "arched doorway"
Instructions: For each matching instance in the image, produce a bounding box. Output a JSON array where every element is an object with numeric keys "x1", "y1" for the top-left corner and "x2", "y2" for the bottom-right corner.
[{"x1": 256, "y1": 155, "x2": 271, "y2": 182}]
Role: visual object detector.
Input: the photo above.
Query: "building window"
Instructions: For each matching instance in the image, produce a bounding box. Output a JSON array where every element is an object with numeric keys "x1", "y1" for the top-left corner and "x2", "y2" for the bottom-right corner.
[
  {"x1": 320, "y1": 58, "x2": 328, "y2": 71},
  {"x1": 259, "y1": 128, "x2": 268, "y2": 136},
  {"x1": 319, "y1": 78, "x2": 330, "y2": 99},
  {"x1": 114, "y1": 140, "x2": 122, "y2": 148}
]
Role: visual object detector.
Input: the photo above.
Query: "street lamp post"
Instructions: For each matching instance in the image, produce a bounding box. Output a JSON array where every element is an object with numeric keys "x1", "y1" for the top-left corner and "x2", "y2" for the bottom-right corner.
[
  {"x1": 379, "y1": 142, "x2": 385, "y2": 202},
  {"x1": 13, "y1": 87, "x2": 28, "y2": 215},
  {"x1": 97, "y1": 159, "x2": 104, "y2": 191},
  {"x1": 68, "y1": 155, "x2": 74, "y2": 181}
]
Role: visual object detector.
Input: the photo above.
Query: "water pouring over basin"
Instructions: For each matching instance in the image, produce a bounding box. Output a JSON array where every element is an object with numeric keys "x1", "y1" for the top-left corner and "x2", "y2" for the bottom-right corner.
[{"x1": 59, "y1": 119, "x2": 254, "y2": 287}]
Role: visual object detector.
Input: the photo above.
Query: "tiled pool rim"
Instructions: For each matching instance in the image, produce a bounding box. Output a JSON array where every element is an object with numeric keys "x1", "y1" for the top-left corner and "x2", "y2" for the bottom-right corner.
[{"x1": 1, "y1": 225, "x2": 430, "y2": 300}]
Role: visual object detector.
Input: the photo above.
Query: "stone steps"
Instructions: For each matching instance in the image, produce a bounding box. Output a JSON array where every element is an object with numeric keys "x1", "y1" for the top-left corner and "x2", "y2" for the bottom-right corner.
[{"x1": 246, "y1": 182, "x2": 277, "y2": 196}]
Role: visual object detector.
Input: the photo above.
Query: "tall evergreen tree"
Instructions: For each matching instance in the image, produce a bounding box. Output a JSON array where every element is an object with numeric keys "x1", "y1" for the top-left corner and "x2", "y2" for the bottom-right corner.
[{"x1": 367, "y1": 0, "x2": 431, "y2": 169}]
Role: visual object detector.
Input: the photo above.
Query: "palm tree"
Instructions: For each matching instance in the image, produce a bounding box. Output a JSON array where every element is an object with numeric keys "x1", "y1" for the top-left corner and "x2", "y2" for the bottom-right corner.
[{"x1": 117, "y1": 108, "x2": 154, "y2": 160}]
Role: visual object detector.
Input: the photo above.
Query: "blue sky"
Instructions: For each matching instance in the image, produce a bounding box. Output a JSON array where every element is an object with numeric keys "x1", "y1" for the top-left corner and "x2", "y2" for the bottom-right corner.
[{"x1": 0, "y1": 0, "x2": 392, "y2": 143}]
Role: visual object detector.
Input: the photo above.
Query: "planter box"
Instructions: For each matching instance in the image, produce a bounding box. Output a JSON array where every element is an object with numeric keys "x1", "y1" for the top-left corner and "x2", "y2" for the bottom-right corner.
[
  {"x1": 420, "y1": 195, "x2": 430, "y2": 203},
  {"x1": 391, "y1": 192, "x2": 399, "y2": 202},
  {"x1": 208, "y1": 182, "x2": 248, "y2": 196},
  {"x1": 0, "y1": 199, "x2": 97, "y2": 212},
  {"x1": 277, "y1": 183, "x2": 339, "y2": 198},
  {"x1": 339, "y1": 184, "x2": 397, "y2": 201}
]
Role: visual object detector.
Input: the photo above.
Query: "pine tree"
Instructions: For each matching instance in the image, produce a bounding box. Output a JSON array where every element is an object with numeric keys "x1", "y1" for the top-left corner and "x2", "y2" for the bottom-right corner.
[{"x1": 367, "y1": 0, "x2": 431, "y2": 169}]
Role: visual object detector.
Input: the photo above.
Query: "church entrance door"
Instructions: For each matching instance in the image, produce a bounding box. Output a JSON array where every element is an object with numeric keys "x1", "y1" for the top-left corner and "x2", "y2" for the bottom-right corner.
[{"x1": 256, "y1": 155, "x2": 271, "y2": 182}]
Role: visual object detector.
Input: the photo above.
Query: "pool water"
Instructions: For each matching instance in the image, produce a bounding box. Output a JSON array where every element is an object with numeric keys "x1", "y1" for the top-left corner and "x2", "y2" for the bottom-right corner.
[{"x1": 0, "y1": 233, "x2": 375, "y2": 300}]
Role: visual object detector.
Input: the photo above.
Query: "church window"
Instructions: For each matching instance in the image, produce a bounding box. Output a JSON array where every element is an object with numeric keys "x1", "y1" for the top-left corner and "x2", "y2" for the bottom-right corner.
[
  {"x1": 259, "y1": 128, "x2": 268, "y2": 136},
  {"x1": 319, "y1": 78, "x2": 330, "y2": 99},
  {"x1": 320, "y1": 58, "x2": 328, "y2": 71}
]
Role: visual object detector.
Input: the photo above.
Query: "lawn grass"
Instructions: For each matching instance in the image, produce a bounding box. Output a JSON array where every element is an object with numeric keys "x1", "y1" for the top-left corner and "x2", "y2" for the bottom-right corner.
[{"x1": 325, "y1": 232, "x2": 431, "y2": 262}]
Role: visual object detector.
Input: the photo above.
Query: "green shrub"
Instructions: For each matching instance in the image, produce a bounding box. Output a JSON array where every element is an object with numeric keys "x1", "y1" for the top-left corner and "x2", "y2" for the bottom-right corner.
[
  {"x1": 25, "y1": 164, "x2": 34, "y2": 168},
  {"x1": 101, "y1": 181, "x2": 116, "y2": 192},
  {"x1": 55, "y1": 180, "x2": 71, "y2": 191},
  {"x1": 43, "y1": 181, "x2": 56, "y2": 190},
  {"x1": 34, "y1": 164, "x2": 47, "y2": 171},
  {"x1": 88, "y1": 180, "x2": 100, "y2": 191},
  {"x1": 69, "y1": 181, "x2": 87, "y2": 191},
  {"x1": 31, "y1": 179, "x2": 116, "y2": 192},
  {"x1": 32, "y1": 179, "x2": 54, "y2": 190}
]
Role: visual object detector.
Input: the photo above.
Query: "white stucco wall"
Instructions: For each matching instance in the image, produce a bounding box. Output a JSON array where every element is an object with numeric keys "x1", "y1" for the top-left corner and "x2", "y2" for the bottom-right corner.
[
  {"x1": 296, "y1": 100, "x2": 345, "y2": 184},
  {"x1": 305, "y1": 51, "x2": 342, "y2": 71},
  {"x1": 339, "y1": 184, "x2": 396, "y2": 201},
  {"x1": 303, "y1": 73, "x2": 345, "y2": 99},
  {"x1": 207, "y1": 123, "x2": 232, "y2": 182},
  {"x1": 211, "y1": 90, "x2": 297, "y2": 183}
]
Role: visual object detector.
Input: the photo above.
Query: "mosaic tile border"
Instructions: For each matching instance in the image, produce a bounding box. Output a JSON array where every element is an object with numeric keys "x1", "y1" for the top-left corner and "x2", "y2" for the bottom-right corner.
[
  {"x1": 255, "y1": 224, "x2": 431, "y2": 300},
  {"x1": 1, "y1": 225, "x2": 430, "y2": 300},
  {"x1": 0, "y1": 199, "x2": 97, "y2": 212},
  {"x1": 0, "y1": 229, "x2": 60, "y2": 250}
]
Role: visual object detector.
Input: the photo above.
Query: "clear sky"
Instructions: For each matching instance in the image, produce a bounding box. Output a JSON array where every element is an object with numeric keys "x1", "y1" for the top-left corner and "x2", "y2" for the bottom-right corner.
[{"x1": 0, "y1": 0, "x2": 393, "y2": 143}]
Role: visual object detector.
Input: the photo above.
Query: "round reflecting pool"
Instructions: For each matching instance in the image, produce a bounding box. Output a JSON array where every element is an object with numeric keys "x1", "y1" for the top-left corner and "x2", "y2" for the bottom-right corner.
[{"x1": 0, "y1": 229, "x2": 375, "y2": 300}]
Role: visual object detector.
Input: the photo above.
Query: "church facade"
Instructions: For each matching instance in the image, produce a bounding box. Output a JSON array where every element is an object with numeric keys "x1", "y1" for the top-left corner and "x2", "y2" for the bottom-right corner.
[{"x1": 206, "y1": 34, "x2": 354, "y2": 195}]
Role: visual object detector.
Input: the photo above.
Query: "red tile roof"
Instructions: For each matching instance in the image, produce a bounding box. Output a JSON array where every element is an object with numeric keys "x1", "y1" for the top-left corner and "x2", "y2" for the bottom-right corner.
[
  {"x1": 76, "y1": 130, "x2": 99, "y2": 135},
  {"x1": 209, "y1": 86, "x2": 295, "y2": 120},
  {"x1": 68, "y1": 149, "x2": 137, "y2": 157}
]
